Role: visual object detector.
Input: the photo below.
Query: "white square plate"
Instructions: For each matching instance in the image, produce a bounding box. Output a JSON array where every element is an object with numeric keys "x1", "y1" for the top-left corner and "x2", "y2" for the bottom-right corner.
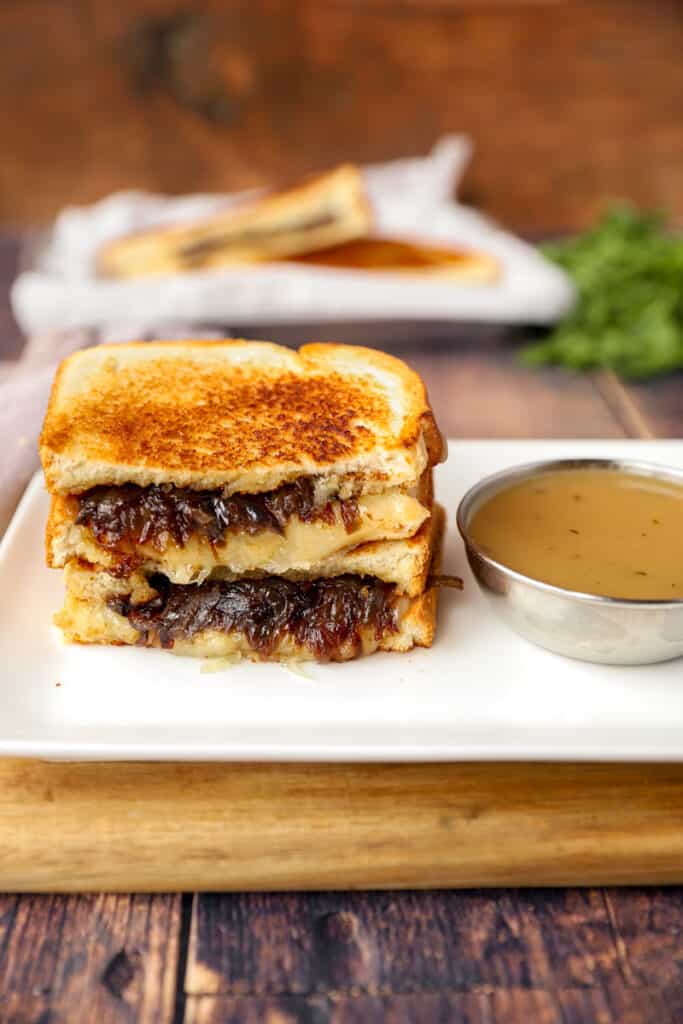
[{"x1": 3, "y1": 439, "x2": 683, "y2": 762}]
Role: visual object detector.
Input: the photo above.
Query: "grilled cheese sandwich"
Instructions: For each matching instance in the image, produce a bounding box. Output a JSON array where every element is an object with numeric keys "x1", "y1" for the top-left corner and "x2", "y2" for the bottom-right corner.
[{"x1": 40, "y1": 339, "x2": 449, "y2": 662}]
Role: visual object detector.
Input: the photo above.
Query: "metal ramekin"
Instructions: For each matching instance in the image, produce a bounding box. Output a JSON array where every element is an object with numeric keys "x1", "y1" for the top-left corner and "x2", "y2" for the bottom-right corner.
[{"x1": 456, "y1": 458, "x2": 683, "y2": 665}]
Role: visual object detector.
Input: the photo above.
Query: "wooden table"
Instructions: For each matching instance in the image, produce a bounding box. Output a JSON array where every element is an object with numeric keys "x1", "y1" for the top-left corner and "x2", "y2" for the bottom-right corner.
[
  {"x1": 1, "y1": 1, "x2": 683, "y2": 234},
  {"x1": 2, "y1": 236, "x2": 683, "y2": 1023}
]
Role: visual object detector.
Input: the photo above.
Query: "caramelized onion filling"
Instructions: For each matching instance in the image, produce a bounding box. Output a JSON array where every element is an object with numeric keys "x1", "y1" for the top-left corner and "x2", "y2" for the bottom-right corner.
[
  {"x1": 109, "y1": 573, "x2": 399, "y2": 660},
  {"x1": 77, "y1": 479, "x2": 359, "y2": 553}
]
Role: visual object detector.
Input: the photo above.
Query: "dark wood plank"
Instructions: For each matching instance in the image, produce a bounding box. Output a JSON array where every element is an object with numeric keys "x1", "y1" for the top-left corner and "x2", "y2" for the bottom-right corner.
[
  {"x1": 182, "y1": 891, "x2": 683, "y2": 1021},
  {"x1": 603, "y1": 889, "x2": 683, "y2": 991},
  {"x1": 512, "y1": 890, "x2": 623, "y2": 990},
  {"x1": 0, "y1": 2, "x2": 681, "y2": 232},
  {"x1": 184, "y1": 888, "x2": 626, "y2": 997},
  {"x1": 183, "y1": 991, "x2": 563, "y2": 1024},
  {"x1": 183, "y1": 986, "x2": 681, "y2": 1024},
  {"x1": 0, "y1": 894, "x2": 181, "y2": 1023},
  {"x1": 0, "y1": 234, "x2": 22, "y2": 361},
  {"x1": 609, "y1": 373, "x2": 683, "y2": 440},
  {"x1": 554, "y1": 983, "x2": 681, "y2": 1024},
  {"x1": 403, "y1": 349, "x2": 627, "y2": 439}
]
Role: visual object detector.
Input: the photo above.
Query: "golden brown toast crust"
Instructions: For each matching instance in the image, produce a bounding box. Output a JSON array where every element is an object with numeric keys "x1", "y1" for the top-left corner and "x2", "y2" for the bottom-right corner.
[
  {"x1": 40, "y1": 341, "x2": 445, "y2": 494},
  {"x1": 97, "y1": 164, "x2": 372, "y2": 278},
  {"x1": 292, "y1": 237, "x2": 498, "y2": 281}
]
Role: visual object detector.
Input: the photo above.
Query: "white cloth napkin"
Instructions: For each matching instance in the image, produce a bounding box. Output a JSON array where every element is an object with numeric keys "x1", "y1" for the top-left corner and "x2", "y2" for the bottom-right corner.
[{"x1": 11, "y1": 137, "x2": 574, "y2": 335}]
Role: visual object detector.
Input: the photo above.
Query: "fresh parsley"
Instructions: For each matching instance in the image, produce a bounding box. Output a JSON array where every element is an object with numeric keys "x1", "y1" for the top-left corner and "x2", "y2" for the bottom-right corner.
[{"x1": 521, "y1": 206, "x2": 683, "y2": 378}]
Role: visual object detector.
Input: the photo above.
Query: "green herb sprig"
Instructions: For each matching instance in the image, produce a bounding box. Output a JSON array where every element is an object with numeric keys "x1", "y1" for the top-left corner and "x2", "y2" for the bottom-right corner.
[{"x1": 521, "y1": 206, "x2": 683, "y2": 378}]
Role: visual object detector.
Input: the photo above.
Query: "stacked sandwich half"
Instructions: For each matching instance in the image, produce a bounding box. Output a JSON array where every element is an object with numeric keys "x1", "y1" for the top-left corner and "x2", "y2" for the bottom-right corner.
[{"x1": 40, "y1": 340, "x2": 446, "y2": 662}]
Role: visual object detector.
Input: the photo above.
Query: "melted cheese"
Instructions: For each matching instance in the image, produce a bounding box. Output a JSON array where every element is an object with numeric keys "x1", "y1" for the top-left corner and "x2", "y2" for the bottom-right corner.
[
  {"x1": 54, "y1": 489, "x2": 428, "y2": 584},
  {"x1": 56, "y1": 591, "x2": 415, "y2": 661}
]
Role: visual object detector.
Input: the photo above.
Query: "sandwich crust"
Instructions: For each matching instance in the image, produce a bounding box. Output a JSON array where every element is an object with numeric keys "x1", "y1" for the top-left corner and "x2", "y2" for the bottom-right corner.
[
  {"x1": 293, "y1": 237, "x2": 498, "y2": 281},
  {"x1": 40, "y1": 340, "x2": 445, "y2": 495},
  {"x1": 98, "y1": 164, "x2": 372, "y2": 278}
]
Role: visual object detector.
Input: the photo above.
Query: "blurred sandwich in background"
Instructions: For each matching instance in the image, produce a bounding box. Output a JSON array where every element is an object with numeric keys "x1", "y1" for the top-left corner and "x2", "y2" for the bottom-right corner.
[
  {"x1": 98, "y1": 164, "x2": 498, "y2": 283},
  {"x1": 293, "y1": 237, "x2": 497, "y2": 281},
  {"x1": 98, "y1": 165, "x2": 372, "y2": 277}
]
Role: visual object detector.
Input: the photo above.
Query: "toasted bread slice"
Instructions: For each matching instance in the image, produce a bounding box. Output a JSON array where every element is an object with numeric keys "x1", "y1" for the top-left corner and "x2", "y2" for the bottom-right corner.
[
  {"x1": 40, "y1": 341, "x2": 445, "y2": 496},
  {"x1": 98, "y1": 165, "x2": 372, "y2": 278},
  {"x1": 55, "y1": 509, "x2": 443, "y2": 660},
  {"x1": 47, "y1": 473, "x2": 433, "y2": 589},
  {"x1": 293, "y1": 237, "x2": 498, "y2": 281}
]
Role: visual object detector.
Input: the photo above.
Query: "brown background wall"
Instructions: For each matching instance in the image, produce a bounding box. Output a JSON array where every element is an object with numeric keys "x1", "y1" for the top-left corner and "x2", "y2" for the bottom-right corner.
[{"x1": 1, "y1": 0, "x2": 681, "y2": 232}]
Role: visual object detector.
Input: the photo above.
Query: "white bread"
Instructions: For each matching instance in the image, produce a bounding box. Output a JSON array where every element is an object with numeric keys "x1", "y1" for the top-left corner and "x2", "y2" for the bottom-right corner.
[
  {"x1": 98, "y1": 165, "x2": 372, "y2": 278},
  {"x1": 39, "y1": 340, "x2": 445, "y2": 496}
]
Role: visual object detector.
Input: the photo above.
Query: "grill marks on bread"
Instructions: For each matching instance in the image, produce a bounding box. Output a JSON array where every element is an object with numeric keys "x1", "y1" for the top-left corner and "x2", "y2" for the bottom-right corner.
[
  {"x1": 39, "y1": 341, "x2": 444, "y2": 495},
  {"x1": 44, "y1": 360, "x2": 387, "y2": 475}
]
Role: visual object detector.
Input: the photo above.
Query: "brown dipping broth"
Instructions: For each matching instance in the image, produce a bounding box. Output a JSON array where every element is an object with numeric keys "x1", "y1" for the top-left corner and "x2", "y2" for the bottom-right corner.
[{"x1": 468, "y1": 467, "x2": 683, "y2": 600}]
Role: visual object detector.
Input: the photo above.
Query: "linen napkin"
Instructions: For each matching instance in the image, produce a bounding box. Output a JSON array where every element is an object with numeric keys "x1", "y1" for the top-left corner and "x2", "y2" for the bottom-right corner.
[{"x1": 11, "y1": 137, "x2": 574, "y2": 335}]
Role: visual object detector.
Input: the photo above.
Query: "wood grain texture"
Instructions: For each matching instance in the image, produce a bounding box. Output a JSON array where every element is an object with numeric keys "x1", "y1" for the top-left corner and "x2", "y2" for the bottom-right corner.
[
  {"x1": 594, "y1": 372, "x2": 658, "y2": 441},
  {"x1": 404, "y1": 348, "x2": 628, "y2": 439},
  {"x1": 0, "y1": 893, "x2": 180, "y2": 1023},
  {"x1": 0, "y1": 1, "x2": 681, "y2": 231},
  {"x1": 185, "y1": 889, "x2": 624, "y2": 995},
  {"x1": 181, "y1": 988, "x2": 681, "y2": 1024},
  {"x1": 604, "y1": 889, "x2": 683, "y2": 990},
  {"x1": 181, "y1": 889, "x2": 683, "y2": 1021},
  {"x1": 4, "y1": 761, "x2": 683, "y2": 893},
  {"x1": 610, "y1": 372, "x2": 683, "y2": 440}
]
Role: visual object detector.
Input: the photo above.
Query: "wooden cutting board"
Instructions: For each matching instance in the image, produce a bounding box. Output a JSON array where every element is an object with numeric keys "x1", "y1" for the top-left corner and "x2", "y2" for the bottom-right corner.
[{"x1": 2, "y1": 759, "x2": 683, "y2": 892}]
